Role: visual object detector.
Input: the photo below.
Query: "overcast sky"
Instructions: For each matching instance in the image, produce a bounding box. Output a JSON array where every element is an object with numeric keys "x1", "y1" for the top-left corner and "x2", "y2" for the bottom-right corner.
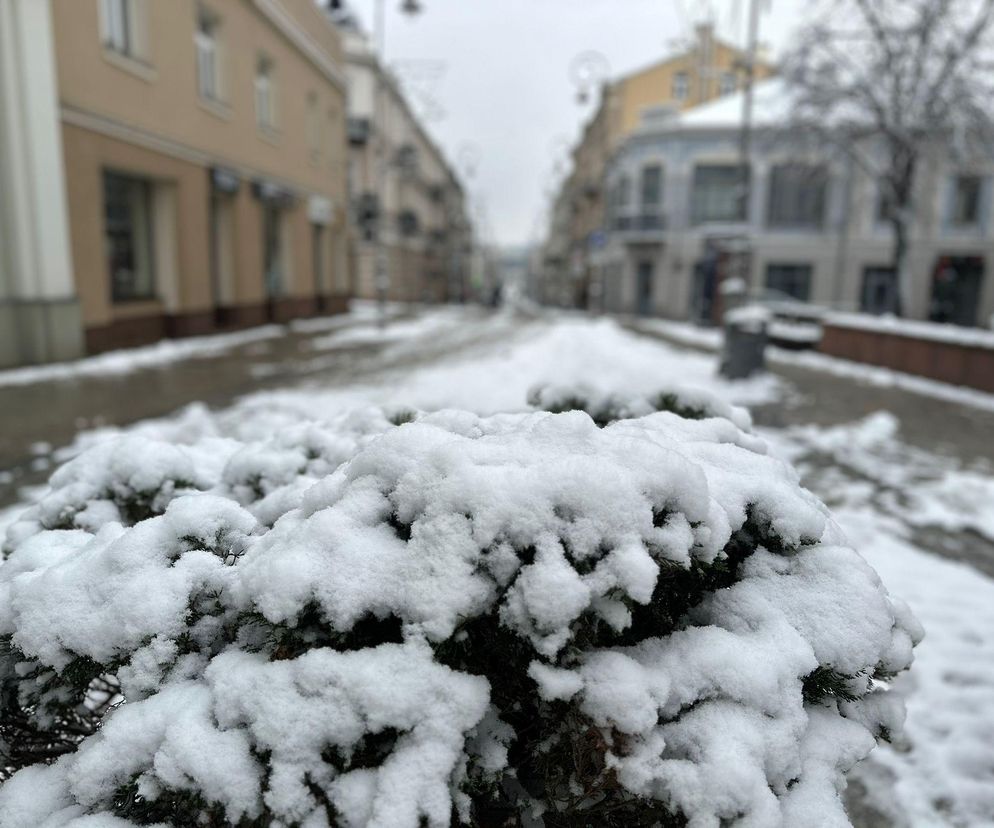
[{"x1": 342, "y1": 0, "x2": 807, "y2": 247}]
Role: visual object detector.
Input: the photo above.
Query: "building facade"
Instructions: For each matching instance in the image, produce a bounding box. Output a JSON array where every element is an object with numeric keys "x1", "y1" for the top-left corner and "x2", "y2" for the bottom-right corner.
[
  {"x1": 599, "y1": 82, "x2": 994, "y2": 328},
  {"x1": 539, "y1": 23, "x2": 775, "y2": 310},
  {"x1": 335, "y1": 18, "x2": 472, "y2": 304},
  {"x1": 1, "y1": 0, "x2": 352, "y2": 367},
  {"x1": 0, "y1": 0, "x2": 81, "y2": 367}
]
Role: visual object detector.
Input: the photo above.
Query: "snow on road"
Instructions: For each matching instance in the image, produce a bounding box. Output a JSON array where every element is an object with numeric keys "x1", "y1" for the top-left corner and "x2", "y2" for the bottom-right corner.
[{"x1": 2, "y1": 308, "x2": 993, "y2": 826}]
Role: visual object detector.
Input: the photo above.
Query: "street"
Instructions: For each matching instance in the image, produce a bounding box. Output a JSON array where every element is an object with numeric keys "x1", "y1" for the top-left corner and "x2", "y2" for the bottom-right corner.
[{"x1": 1, "y1": 305, "x2": 993, "y2": 826}]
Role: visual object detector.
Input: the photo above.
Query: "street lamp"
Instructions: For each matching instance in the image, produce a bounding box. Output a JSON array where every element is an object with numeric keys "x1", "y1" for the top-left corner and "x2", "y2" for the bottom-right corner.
[{"x1": 569, "y1": 51, "x2": 610, "y2": 106}]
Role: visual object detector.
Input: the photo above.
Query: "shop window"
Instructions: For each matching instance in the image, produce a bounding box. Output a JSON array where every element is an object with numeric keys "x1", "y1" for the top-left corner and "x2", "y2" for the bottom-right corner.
[
  {"x1": 765, "y1": 263, "x2": 812, "y2": 302},
  {"x1": 262, "y1": 203, "x2": 285, "y2": 298},
  {"x1": 861, "y1": 267, "x2": 898, "y2": 315},
  {"x1": 104, "y1": 171, "x2": 155, "y2": 303},
  {"x1": 930, "y1": 256, "x2": 984, "y2": 326}
]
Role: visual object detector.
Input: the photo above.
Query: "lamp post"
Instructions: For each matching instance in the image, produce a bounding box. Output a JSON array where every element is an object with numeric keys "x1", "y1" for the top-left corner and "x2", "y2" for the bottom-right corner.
[
  {"x1": 569, "y1": 51, "x2": 610, "y2": 106},
  {"x1": 734, "y1": 0, "x2": 762, "y2": 295},
  {"x1": 568, "y1": 53, "x2": 610, "y2": 311}
]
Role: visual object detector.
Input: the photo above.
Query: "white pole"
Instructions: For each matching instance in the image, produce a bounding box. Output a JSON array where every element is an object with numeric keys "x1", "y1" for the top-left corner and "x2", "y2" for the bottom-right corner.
[
  {"x1": 736, "y1": 0, "x2": 761, "y2": 288},
  {"x1": 373, "y1": 0, "x2": 390, "y2": 326}
]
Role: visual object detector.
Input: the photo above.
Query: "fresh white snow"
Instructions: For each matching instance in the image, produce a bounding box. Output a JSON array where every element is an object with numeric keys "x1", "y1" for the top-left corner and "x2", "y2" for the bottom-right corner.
[
  {"x1": 826, "y1": 313, "x2": 994, "y2": 350},
  {"x1": 0, "y1": 309, "x2": 991, "y2": 826}
]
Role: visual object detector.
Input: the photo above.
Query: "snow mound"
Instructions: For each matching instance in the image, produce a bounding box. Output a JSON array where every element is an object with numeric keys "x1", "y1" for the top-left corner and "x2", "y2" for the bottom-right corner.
[
  {"x1": 528, "y1": 380, "x2": 753, "y2": 430},
  {"x1": 0, "y1": 405, "x2": 920, "y2": 827}
]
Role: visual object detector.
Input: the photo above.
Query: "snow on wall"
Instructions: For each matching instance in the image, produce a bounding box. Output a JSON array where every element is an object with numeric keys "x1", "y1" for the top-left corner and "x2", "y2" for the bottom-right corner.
[{"x1": 826, "y1": 313, "x2": 994, "y2": 350}]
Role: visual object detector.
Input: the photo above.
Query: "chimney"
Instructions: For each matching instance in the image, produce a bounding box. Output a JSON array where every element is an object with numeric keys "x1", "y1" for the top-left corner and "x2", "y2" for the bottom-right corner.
[{"x1": 695, "y1": 23, "x2": 715, "y2": 56}]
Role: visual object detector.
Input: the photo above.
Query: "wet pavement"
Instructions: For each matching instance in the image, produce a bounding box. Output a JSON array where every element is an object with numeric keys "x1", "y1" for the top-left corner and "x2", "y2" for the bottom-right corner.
[{"x1": 0, "y1": 306, "x2": 502, "y2": 509}]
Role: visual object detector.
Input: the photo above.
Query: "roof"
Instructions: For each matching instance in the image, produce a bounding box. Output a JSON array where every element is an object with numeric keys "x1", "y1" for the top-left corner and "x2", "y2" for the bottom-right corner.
[
  {"x1": 677, "y1": 78, "x2": 792, "y2": 129},
  {"x1": 617, "y1": 34, "x2": 774, "y2": 88}
]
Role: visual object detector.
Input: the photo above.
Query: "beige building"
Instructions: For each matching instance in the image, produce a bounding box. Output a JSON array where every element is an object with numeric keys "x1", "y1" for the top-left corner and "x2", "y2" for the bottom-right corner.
[
  {"x1": 1, "y1": 0, "x2": 351, "y2": 366},
  {"x1": 540, "y1": 23, "x2": 775, "y2": 308},
  {"x1": 334, "y1": 16, "x2": 472, "y2": 303}
]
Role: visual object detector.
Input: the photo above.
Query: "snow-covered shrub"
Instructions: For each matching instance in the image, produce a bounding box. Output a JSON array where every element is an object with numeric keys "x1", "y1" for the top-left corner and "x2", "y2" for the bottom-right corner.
[
  {"x1": 527, "y1": 381, "x2": 753, "y2": 430},
  {"x1": 0, "y1": 405, "x2": 921, "y2": 827}
]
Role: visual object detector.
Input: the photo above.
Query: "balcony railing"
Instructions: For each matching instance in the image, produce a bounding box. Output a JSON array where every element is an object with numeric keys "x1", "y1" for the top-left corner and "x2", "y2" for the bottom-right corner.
[{"x1": 613, "y1": 212, "x2": 666, "y2": 233}]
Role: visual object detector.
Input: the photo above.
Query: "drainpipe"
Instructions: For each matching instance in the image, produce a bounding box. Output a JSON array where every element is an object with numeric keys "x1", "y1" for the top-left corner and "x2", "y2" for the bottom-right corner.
[{"x1": 833, "y1": 153, "x2": 855, "y2": 309}]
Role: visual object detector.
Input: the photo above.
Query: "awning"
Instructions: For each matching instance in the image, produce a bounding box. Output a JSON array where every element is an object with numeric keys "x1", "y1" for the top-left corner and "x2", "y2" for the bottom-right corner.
[
  {"x1": 210, "y1": 166, "x2": 241, "y2": 195},
  {"x1": 251, "y1": 179, "x2": 297, "y2": 208}
]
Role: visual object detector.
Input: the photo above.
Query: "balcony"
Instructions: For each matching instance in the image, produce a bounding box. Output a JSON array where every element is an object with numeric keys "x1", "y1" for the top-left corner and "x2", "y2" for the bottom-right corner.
[{"x1": 612, "y1": 211, "x2": 666, "y2": 242}]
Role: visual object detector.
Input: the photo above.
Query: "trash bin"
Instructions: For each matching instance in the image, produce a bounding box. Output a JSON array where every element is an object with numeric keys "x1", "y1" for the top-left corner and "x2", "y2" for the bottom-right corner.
[{"x1": 720, "y1": 305, "x2": 769, "y2": 379}]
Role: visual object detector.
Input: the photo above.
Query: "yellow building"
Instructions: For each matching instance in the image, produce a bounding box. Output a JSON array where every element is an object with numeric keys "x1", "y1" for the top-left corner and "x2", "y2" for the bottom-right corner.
[
  {"x1": 2, "y1": 0, "x2": 352, "y2": 362},
  {"x1": 542, "y1": 23, "x2": 775, "y2": 308}
]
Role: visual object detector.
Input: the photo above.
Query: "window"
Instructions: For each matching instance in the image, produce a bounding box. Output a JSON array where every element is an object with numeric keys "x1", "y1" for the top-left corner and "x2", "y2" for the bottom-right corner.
[
  {"x1": 396, "y1": 144, "x2": 419, "y2": 176},
  {"x1": 306, "y1": 93, "x2": 321, "y2": 161},
  {"x1": 611, "y1": 174, "x2": 631, "y2": 228},
  {"x1": 876, "y1": 180, "x2": 895, "y2": 223},
  {"x1": 327, "y1": 107, "x2": 338, "y2": 166},
  {"x1": 691, "y1": 164, "x2": 749, "y2": 224},
  {"x1": 195, "y1": 7, "x2": 220, "y2": 102},
  {"x1": 861, "y1": 267, "x2": 898, "y2": 315},
  {"x1": 719, "y1": 72, "x2": 737, "y2": 96},
  {"x1": 930, "y1": 256, "x2": 984, "y2": 326},
  {"x1": 255, "y1": 55, "x2": 276, "y2": 130},
  {"x1": 103, "y1": 171, "x2": 155, "y2": 302},
  {"x1": 100, "y1": 0, "x2": 144, "y2": 59},
  {"x1": 672, "y1": 71, "x2": 690, "y2": 101},
  {"x1": 950, "y1": 175, "x2": 983, "y2": 226},
  {"x1": 765, "y1": 264, "x2": 812, "y2": 302},
  {"x1": 101, "y1": 0, "x2": 131, "y2": 55},
  {"x1": 767, "y1": 164, "x2": 828, "y2": 228},
  {"x1": 615, "y1": 175, "x2": 631, "y2": 209},
  {"x1": 640, "y1": 164, "x2": 663, "y2": 210}
]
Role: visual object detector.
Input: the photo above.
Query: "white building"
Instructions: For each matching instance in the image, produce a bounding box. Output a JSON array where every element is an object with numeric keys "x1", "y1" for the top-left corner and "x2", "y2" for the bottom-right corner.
[{"x1": 599, "y1": 80, "x2": 994, "y2": 328}]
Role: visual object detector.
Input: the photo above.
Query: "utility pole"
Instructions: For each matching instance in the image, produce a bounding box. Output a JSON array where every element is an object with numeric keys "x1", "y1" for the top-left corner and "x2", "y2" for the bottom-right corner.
[
  {"x1": 372, "y1": 0, "x2": 389, "y2": 326},
  {"x1": 736, "y1": 0, "x2": 762, "y2": 288},
  {"x1": 738, "y1": 0, "x2": 761, "y2": 219}
]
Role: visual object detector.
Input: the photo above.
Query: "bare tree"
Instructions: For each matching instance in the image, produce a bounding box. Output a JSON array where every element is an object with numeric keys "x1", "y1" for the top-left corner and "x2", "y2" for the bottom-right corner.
[{"x1": 783, "y1": 0, "x2": 994, "y2": 315}]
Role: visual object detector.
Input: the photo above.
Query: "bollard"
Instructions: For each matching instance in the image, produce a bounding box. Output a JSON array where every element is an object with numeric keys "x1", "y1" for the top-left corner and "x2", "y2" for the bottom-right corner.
[{"x1": 720, "y1": 305, "x2": 769, "y2": 379}]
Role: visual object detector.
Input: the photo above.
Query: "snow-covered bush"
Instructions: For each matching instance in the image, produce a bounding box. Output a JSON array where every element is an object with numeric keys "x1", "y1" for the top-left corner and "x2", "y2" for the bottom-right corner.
[
  {"x1": 0, "y1": 401, "x2": 921, "y2": 827},
  {"x1": 527, "y1": 381, "x2": 753, "y2": 430}
]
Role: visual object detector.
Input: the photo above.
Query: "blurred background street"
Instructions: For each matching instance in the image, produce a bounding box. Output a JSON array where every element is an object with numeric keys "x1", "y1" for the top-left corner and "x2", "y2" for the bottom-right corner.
[{"x1": 3, "y1": 0, "x2": 994, "y2": 824}]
